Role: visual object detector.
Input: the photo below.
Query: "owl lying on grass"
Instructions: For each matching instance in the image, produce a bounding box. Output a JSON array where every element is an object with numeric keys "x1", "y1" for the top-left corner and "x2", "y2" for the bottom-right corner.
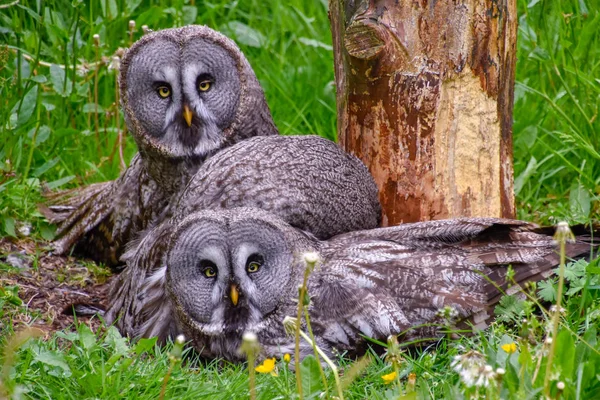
[{"x1": 107, "y1": 206, "x2": 597, "y2": 362}]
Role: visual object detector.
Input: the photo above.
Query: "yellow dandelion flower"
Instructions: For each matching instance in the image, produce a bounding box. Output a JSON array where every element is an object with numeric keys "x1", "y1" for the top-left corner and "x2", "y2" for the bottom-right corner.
[
  {"x1": 381, "y1": 371, "x2": 397, "y2": 384},
  {"x1": 255, "y1": 358, "x2": 277, "y2": 374},
  {"x1": 501, "y1": 343, "x2": 517, "y2": 354},
  {"x1": 283, "y1": 353, "x2": 291, "y2": 363}
]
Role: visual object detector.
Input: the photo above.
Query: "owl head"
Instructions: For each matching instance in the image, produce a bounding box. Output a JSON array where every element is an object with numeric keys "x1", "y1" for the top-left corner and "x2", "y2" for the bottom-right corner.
[
  {"x1": 120, "y1": 25, "x2": 277, "y2": 160},
  {"x1": 165, "y1": 208, "x2": 314, "y2": 356}
]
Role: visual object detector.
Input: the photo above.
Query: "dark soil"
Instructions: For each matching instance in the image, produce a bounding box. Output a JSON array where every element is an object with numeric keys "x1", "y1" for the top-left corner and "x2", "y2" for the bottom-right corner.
[{"x1": 0, "y1": 237, "x2": 114, "y2": 335}]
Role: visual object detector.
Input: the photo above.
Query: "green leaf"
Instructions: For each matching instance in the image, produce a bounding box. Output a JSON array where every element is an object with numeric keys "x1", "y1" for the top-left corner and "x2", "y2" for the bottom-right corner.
[
  {"x1": 78, "y1": 324, "x2": 97, "y2": 350},
  {"x1": 182, "y1": 6, "x2": 198, "y2": 25},
  {"x1": 575, "y1": 326, "x2": 596, "y2": 366},
  {"x1": 574, "y1": 13, "x2": 598, "y2": 57},
  {"x1": 50, "y1": 64, "x2": 72, "y2": 97},
  {"x1": 34, "y1": 350, "x2": 72, "y2": 377},
  {"x1": 46, "y1": 175, "x2": 75, "y2": 190},
  {"x1": 100, "y1": 0, "x2": 118, "y2": 19},
  {"x1": 298, "y1": 37, "x2": 333, "y2": 51},
  {"x1": 55, "y1": 331, "x2": 78, "y2": 342},
  {"x1": 226, "y1": 21, "x2": 266, "y2": 48},
  {"x1": 32, "y1": 157, "x2": 59, "y2": 177},
  {"x1": 39, "y1": 223, "x2": 56, "y2": 241},
  {"x1": 82, "y1": 103, "x2": 105, "y2": 113},
  {"x1": 125, "y1": 0, "x2": 143, "y2": 14},
  {"x1": 12, "y1": 85, "x2": 38, "y2": 127},
  {"x1": 134, "y1": 337, "x2": 157, "y2": 356},
  {"x1": 3, "y1": 216, "x2": 16, "y2": 237},
  {"x1": 504, "y1": 359, "x2": 520, "y2": 394},
  {"x1": 104, "y1": 326, "x2": 129, "y2": 356},
  {"x1": 514, "y1": 156, "x2": 537, "y2": 196},
  {"x1": 494, "y1": 295, "x2": 528, "y2": 322},
  {"x1": 555, "y1": 330, "x2": 575, "y2": 379},
  {"x1": 30, "y1": 75, "x2": 47, "y2": 83},
  {"x1": 538, "y1": 279, "x2": 556, "y2": 302},
  {"x1": 42, "y1": 101, "x2": 56, "y2": 111},
  {"x1": 299, "y1": 355, "x2": 324, "y2": 397},
  {"x1": 569, "y1": 181, "x2": 591, "y2": 219},
  {"x1": 27, "y1": 125, "x2": 52, "y2": 146}
]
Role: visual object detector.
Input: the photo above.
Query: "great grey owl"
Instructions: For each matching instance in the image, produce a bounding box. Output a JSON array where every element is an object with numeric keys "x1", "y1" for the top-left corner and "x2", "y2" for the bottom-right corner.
[
  {"x1": 105, "y1": 135, "x2": 382, "y2": 334},
  {"x1": 42, "y1": 25, "x2": 278, "y2": 266},
  {"x1": 106, "y1": 207, "x2": 597, "y2": 362}
]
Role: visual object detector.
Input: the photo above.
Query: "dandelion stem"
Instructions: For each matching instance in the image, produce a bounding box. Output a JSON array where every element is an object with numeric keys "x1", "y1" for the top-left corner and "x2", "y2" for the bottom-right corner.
[
  {"x1": 303, "y1": 306, "x2": 329, "y2": 396},
  {"x1": 297, "y1": 329, "x2": 344, "y2": 400},
  {"x1": 248, "y1": 351, "x2": 256, "y2": 400},
  {"x1": 544, "y1": 222, "x2": 570, "y2": 396},
  {"x1": 294, "y1": 265, "x2": 310, "y2": 399},
  {"x1": 241, "y1": 332, "x2": 259, "y2": 400}
]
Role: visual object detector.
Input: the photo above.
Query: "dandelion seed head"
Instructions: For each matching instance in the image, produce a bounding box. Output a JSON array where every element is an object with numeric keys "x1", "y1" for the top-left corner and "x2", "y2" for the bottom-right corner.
[
  {"x1": 282, "y1": 316, "x2": 298, "y2": 336},
  {"x1": 303, "y1": 252, "x2": 319, "y2": 265}
]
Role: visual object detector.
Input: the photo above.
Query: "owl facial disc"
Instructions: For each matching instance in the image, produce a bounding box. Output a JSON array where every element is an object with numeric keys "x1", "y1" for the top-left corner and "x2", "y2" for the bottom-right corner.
[{"x1": 121, "y1": 26, "x2": 244, "y2": 158}]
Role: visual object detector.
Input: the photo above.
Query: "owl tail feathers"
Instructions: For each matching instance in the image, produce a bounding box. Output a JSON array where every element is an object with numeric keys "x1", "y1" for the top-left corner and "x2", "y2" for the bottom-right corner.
[
  {"x1": 39, "y1": 181, "x2": 114, "y2": 256},
  {"x1": 472, "y1": 223, "x2": 600, "y2": 331}
]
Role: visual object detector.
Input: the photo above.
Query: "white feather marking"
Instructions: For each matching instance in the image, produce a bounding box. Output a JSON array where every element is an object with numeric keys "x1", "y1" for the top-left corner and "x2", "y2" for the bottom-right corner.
[
  {"x1": 157, "y1": 66, "x2": 180, "y2": 132},
  {"x1": 145, "y1": 265, "x2": 167, "y2": 287}
]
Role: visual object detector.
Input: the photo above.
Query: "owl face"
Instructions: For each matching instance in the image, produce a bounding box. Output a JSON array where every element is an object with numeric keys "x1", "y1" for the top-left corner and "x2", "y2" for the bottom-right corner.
[
  {"x1": 122, "y1": 28, "x2": 241, "y2": 158},
  {"x1": 165, "y1": 209, "x2": 304, "y2": 336}
]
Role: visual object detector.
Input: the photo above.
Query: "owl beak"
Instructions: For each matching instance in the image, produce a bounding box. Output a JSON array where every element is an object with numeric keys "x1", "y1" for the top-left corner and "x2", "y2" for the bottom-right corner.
[
  {"x1": 182, "y1": 104, "x2": 194, "y2": 127},
  {"x1": 230, "y1": 284, "x2": 239, "y2": 307}
]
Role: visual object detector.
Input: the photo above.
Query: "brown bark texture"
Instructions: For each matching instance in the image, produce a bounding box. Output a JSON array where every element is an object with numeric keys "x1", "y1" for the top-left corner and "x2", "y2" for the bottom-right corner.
[{"x1": 329, "y1": 0, "x2": 517, "y2": 225}]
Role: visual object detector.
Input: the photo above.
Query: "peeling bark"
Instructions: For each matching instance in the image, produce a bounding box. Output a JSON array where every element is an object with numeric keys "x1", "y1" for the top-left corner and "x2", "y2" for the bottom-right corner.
[{"x1": 329, "y1": 0, "x2": 516, "y2": 225}]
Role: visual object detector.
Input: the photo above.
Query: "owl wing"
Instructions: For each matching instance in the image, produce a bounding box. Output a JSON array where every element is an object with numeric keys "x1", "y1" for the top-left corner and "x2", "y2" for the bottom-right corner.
[
  {"x1": 104, "y1": 220, "x2": 176, "y2": 342},
  {"x1": 41, "y1": 154, "x2": 170, "y2": 267},
  {"x1": 311, "y1": 220, "x2": 597, "y2": 352}
]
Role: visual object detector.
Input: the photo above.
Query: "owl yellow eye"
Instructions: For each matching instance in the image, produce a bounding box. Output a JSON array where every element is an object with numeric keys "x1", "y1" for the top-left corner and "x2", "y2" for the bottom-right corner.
[
  {"x1": 203, "y1": 267, "x2": 216, "y2": 278},
  {"x1": 199, "y1": 259, "x2": 217, "y2": 278},
  {"x1": 246, "y1": 254, "x2": 264, "y2": 274},
  {"x1": 198, "y1": 80, "x2": 212, "y2": 92},
  {"x1": 157, "y1": 85, "x2": 171, "y2": 98},
  {"x1": 246, "y1": 262, "x2": 260, "y2": 273}
]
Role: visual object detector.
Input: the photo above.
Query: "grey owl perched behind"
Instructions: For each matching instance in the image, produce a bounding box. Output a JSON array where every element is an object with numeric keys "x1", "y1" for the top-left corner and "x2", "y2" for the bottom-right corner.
[
  {"x1": 42, "y1": 25, "x2": 278, "y2": 266},
  {"x1": 108, "y1": 207, "x2": 596, "y2": 362},
  {"x1": 106, "y1": 135, "x2": 382, "y2": 336}
]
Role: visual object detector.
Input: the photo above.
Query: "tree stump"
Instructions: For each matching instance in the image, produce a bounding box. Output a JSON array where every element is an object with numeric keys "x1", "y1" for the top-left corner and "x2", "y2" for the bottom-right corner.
[{"x1": 329, "y1": 0, "x2": 517, "y2": 225}]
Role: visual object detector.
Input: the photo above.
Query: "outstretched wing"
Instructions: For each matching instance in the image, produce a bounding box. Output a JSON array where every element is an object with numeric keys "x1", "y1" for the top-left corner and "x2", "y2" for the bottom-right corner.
[
  {"x1": 311, "y1": 219, "x2": 597, "y2": 353},
  {"x1": 41, "y1": 155, "x2": 169, "y2": 267}
]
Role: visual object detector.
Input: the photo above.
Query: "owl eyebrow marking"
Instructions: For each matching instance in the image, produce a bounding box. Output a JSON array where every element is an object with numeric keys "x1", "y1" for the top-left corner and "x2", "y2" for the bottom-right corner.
[
  {"x1": 182, "y1": 64, "x2": 202, "y2": 99},
  {"x1": 154, "y1": 66, "x2": 178, "y2": 84}
]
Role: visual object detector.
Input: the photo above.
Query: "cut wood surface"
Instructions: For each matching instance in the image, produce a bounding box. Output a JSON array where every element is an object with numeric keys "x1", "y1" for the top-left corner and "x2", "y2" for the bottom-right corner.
[{"x1": 329, "y1": 0, "x2": 517, "y2": 225}]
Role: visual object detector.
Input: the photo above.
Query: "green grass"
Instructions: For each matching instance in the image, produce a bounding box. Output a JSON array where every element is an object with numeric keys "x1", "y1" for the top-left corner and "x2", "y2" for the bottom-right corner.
[
  {"x1": 1, "y1": 0, "x2": 600, "y2": 399},
  {"x1": 514, "y1": 0, "x2": 600, "y2": 223}
]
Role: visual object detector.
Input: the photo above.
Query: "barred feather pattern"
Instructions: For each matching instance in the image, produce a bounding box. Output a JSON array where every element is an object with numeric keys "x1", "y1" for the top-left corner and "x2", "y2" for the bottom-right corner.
[
  {"x1": 41, "y1": 26, "x2": 278, "y2": 266},
  {"x1": 105, "y1": 135, "x2": 382, "y2": 342},
  {"x1": 107, "y1": 208, "x2": 598, "y2": 362}
]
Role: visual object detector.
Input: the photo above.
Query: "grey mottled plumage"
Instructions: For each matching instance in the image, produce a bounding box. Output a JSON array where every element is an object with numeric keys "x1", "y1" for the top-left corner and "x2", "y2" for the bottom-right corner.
[
  {"x1": 173, "y1": 135, "x2": 382, "y2": 239},
  {"x1": 106, "y1": 135, "x2": 382, "y2": 336},
  {"x1": 106, "y1": 207, "x2": 597, "y2": 362},
  {"x1": 43, "y1": 25, "x2": 277, "y2": 266}
]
